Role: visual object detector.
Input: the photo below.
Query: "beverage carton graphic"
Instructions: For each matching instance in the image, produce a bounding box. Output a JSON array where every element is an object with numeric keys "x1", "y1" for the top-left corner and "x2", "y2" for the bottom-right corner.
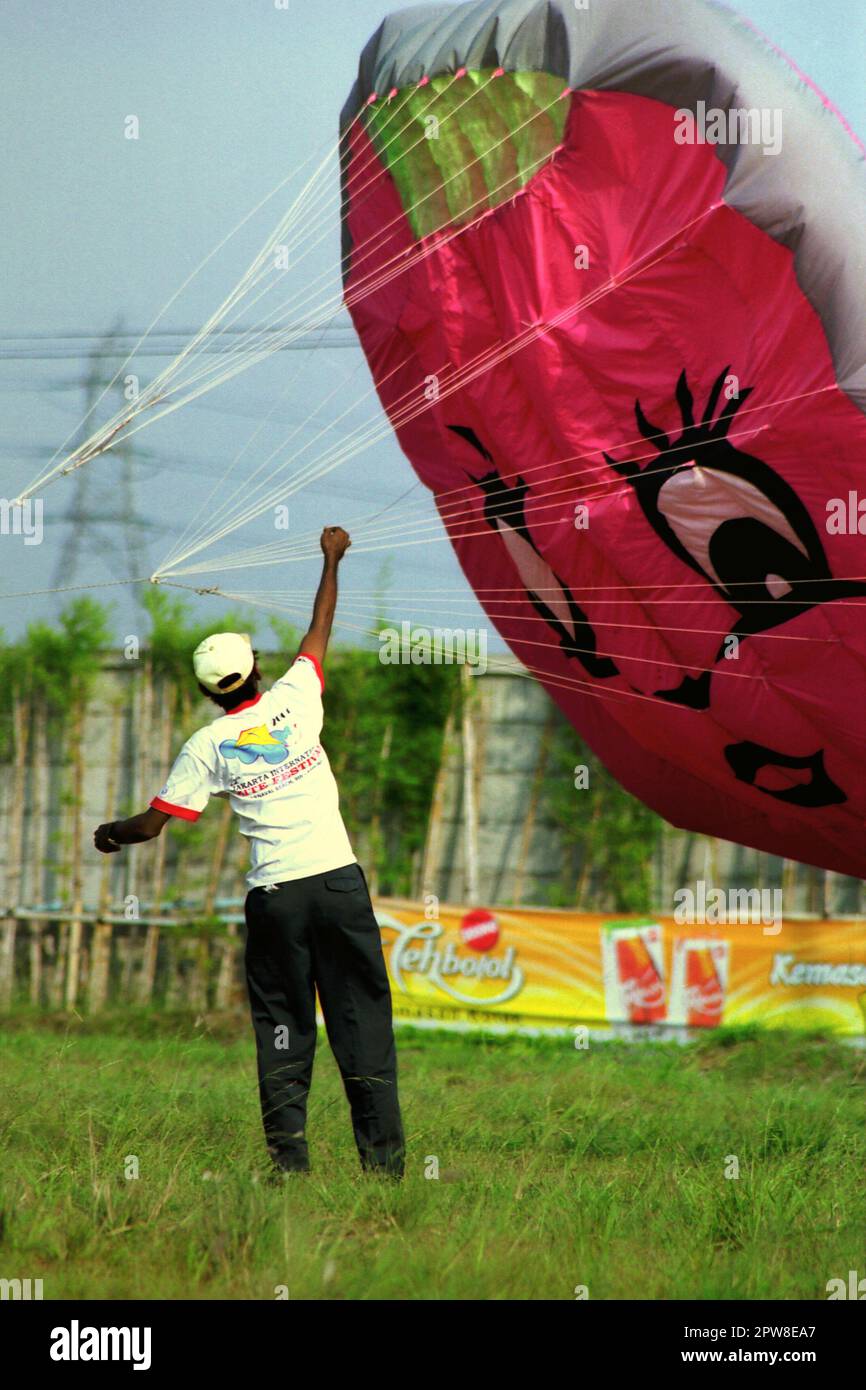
[
  {"x1": 668, "y1": 938, "x2": 730, "y2": 1027},
  {"x1": 601, "y1": 920, "x2": 667, "y2": 1024}
]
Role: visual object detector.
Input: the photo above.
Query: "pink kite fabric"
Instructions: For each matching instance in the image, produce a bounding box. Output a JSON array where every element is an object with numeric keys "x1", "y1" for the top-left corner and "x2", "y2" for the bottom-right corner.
[{"x1": 345, "y1": 89, "x2": 866, "y2": 878}]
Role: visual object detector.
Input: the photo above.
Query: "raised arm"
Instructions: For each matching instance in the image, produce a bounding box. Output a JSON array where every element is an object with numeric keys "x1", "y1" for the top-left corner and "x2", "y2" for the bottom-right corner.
[{"x1": 298, "y1": 526, "x2": 351, "y2": 667}]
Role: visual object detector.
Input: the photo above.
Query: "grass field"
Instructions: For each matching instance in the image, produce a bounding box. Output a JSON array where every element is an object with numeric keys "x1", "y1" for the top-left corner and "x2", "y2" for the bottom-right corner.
[{"x1": 1, "y1": 1014, "x2": 863, "y2": 1300}]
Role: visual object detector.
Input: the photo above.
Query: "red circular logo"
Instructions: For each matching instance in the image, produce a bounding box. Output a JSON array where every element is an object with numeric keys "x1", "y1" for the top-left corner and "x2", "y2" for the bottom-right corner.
[{"x1": 460, "y1": 908, "x2": 500, "y2": 953}]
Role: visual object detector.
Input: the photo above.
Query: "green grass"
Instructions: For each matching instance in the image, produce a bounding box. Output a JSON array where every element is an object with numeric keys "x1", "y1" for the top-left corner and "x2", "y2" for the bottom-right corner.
[{"x1": 1, "y1": 1014, "x2": 864, "y2": 1300}]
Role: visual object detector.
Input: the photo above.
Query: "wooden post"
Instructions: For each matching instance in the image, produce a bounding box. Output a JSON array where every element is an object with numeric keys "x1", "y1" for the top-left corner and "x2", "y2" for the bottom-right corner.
[
  {"x1": 0, "y1": 921, "x2": 17, "y2": 1009},
  {"x1": 821, "y1": 870, "x2": 831, "y2": 920},
  {"x1": 204, "y1": 800, "x2": 232, "y2": 917},
  {"x1": 575, "y1": 800, "x2": 602, "y2": 911},
  {"x1": 367, "y1": 720, "x2": 393, "y2": 897},
  {"x1": 189, "y1": 934, "x2": 209, "y2": 1013},
  {"x1": 28, "y1": 922, "x2": 43, "y2": 1008},
  {"x1": 1, "y1": 698, "x2": 31, "y2": 1009},
  {"x1": 146, "y1": 685, "x2": 175, "y2": 907},
  {"x1": 135, "y1": 682, "x2": 174, "y2": 1005},
  {"x1": 43, "y1": 928, "x2": 59, "y2": 1007},
  {"x1": 208, "y1": 800, "x2": 235, "y2": 1011},
  {"x1": 419, "y1": 698, "x2": 455, "y2": 901},
  {"x1": 215, "y1": 923, "x2": 238, "y2": 1011},
  {"x1": 89, "y1": 702, "x2": 123, "y2": 1013},
  {"x1": 677, "y1": 832, "x2": 697, "y2": 886},
  {"x1": 461, "y1": 666, "x2": 480, "y2": 906},
  {"x1": 137, "y1": 916, "x2": 161, "y2": 1007},
  {"x1": 513, "y1": 709, "x2": 555, "y2": 907},
  {"x1": 654, "y1": 822, "x2": 667, "y2": 916},
  {"x1": 28, "y1": 710, "x2": 48, "y2": 1006},
  {"x1": 64, "y1": 698, "x2": 86, "y2": 1009},
  {"x1": 124, "y1": 654, "x2": 154, "y2": 997},
  {"x1": 781, "y1": 856, "x2": 798, "y2": 917},
  {"x1": 127, "y1": 653, "x2": 154, "y2": 908},
  {"x1": 51, "y1": 922, "x2": 68, "y2": 1009},
  {"x1": 703, "y1": 836, "x2": 720, "y2": 893}
]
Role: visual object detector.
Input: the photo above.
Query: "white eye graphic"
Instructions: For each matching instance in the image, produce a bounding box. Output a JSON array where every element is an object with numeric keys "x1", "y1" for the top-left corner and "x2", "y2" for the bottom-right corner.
[
  {"x1": 765, "y1": 574, "x2": 793, "y2": 599},
  {"x1": 494, "y1": 518, "x2": 577, "y2": 639},
  {"x1": 656, "y1": 464, "x2": 809, "y2": 592}
]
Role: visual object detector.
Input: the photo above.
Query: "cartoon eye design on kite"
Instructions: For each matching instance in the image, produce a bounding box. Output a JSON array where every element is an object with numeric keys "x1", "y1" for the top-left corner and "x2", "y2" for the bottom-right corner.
[
  {"x1": 602, "y1": 367, "x2": 866, "y2": 710},
  {"x1": 447, "y1": 424, "x2": 619, "y2": 679},
  {"x1": 603, "y1": 366, "x2": 834, "y2": 623},
  {"x1": 654, "y1": 462, "x2": 816, "y2": 606}
]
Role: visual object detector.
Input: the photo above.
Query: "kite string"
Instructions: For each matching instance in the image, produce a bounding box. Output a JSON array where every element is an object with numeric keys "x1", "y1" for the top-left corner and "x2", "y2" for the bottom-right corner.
[
  {"x1": 125, "y1": 83, "x2": 468, "y2": 407},
  {"x1": 159, "y1": 325, "x2": 373, "y2": 574},
  {"x1": 158, "y1": 198, "x2": 727, "y2": 572},
  {"x1": 154, "y1": 581, "x2": 752, "y2": 712},
  {"x1": 158, "y1": 317, "x2": 342, "y2": 574},
  {"x1": 173, "y1": 392, "x2": 844, "y2": 578},
  {"x1": 17, "y1": 130, "x2": 346, "y2": 499},
  {"x1": 45, "y1": 113, "x2": 534, "y2": 501},
  {"x1": 25, "y1": 73, "x2": 507, "y2": 495},
  {"x1": 138, "y1": 75, "x2": 565, "y2": 432},
  {"x1": 156, "y1": 344, "x2": 416, "y2": 576},
  {"x1": 236, "y1": 382, "x2": 837, "y2": 565},
  {"x1": 33, "y1": 76, "x2": 567, "y2": 496},
  {"x1": 314, "y1": 385, "x2": 839, "y2": 541},
  {"x1": 162, "y1": 215, "x2": 713, "y2": 565},
  {"x1": 258, "y1": 593, "x2": 849, "y2": 634}
]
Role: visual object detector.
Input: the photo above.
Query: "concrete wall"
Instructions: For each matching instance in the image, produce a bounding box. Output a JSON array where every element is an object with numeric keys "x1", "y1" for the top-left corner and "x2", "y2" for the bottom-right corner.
[{"x1": 2, "y1": 657, "x2": 862, "y2": 915}]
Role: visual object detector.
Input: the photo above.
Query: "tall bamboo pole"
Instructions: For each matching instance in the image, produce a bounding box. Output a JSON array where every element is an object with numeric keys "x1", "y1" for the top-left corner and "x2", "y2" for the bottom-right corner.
[
  {"x1": 208, "y1": 800, "x2": 235, "y2": 1010},
  {"x1": 513, "y1": 709, "x2": 555, "y2": 907},
  {"x1": 460, "y1": 666, "x2": 480, "y2": 906},
  {"x1": 215, "y1": 921, "x2": 239, "y2": 1011},
  {"x1": 122, "y1": 653, "x2": 154, "y2": 999},
  {"x1": 128, "y1": 652, "x2": 154, "y2": 907},
  {"x1": 575, "y1": 799, "x2": 602, "y2": 911},
  {"x1": 0, "y1": 697, "x2": 30, "y2": 1008},
  {"x1": 28, "y1": 710, "x2": 48, "y2": 1005},
  {"x1": 27, "y1": 700, "x2": 51, "y2": 1006},
  {"x1": 64, "y1": 697, "x2": 87, "y2": 1009},
  {"x1": 220, "y1": 826, "x2": 250, "y2": 1010},
  {"x1": 367, "y1": 720, "x2": 393, "y2": 897},
  {"x1": 781, "y1": 856, "x2": 798, "y2": 917},
  {"x1": 89, "y1": 701, "x2": 123, "y2": 1012},
  {"x1": 420, "y1": 698, "x2": 456, "y2": 901},
  {"x1": 137, "y1": 683, "x2": 176, "y2": 1005},
  {"x1": 49, "y1": 926, "x2": 67, "y2": 1009},
  {"x1": 148, "y1": 683, "x2": 175, "y2": 910}
]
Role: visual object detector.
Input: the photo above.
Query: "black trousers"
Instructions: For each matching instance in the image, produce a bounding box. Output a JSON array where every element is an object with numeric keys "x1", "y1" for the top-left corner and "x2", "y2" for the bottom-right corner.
[{"x1": 243, "y1": 862, "x2": 404, "y2": 1176}]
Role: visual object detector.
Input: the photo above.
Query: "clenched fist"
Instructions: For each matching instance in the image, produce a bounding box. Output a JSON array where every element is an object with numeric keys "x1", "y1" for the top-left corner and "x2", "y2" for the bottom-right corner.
[{"x1": 320, "y1": 526, "x2": 351, "y2": 561}]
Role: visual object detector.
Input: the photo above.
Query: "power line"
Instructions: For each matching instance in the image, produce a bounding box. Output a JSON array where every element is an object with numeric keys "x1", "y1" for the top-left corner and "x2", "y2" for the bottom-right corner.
[{"x1": 0, "y1": 325, "x2": 360, "y2": 361}]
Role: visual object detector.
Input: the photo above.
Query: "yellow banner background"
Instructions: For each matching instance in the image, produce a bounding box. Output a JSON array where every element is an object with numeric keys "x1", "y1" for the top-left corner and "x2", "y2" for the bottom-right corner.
[{"x1": 370, "y1": 900, "x2": 866, "y2": 1036}]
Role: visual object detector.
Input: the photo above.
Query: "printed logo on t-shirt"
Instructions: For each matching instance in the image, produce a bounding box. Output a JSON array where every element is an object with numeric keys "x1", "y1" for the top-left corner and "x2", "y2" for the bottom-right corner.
[
  {"x1": 230, "y1": 744, "x2": 324, "y2": 799},
  {"x1": 219, "y1": 722, "x2": 293, "y2": 766}
]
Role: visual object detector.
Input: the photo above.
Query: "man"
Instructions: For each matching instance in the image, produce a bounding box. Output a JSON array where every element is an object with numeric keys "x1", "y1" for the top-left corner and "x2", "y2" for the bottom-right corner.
[{"x1": 94, "y1": 526, "x2": 405, "y2": 1179}]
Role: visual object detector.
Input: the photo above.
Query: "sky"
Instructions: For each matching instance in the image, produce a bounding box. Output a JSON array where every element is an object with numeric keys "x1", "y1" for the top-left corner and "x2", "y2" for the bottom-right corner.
[{"x1": 1, "y1": 0, "x2": 864, "y2": 646}]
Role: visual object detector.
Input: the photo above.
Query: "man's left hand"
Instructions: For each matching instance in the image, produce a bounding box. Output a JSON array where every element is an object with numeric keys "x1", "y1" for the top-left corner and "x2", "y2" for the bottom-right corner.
[{"x1": 94, "y1": 823, "x2": 122, "y2": 854}]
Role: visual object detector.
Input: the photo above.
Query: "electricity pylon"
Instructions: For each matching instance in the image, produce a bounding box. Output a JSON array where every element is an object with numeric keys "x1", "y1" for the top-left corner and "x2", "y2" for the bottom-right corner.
[{"x1": 51, "y1": 319, "x2": 160, "y2": 593}]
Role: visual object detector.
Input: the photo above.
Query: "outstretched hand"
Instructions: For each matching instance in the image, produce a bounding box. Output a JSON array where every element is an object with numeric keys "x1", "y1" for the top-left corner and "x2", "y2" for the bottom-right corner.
[
  {"x1": 320, "y1": 526, "x2": 351, "y2": 562},
  {"x1": 94, "y1": 822, "x2": 122, "y2": 854}
]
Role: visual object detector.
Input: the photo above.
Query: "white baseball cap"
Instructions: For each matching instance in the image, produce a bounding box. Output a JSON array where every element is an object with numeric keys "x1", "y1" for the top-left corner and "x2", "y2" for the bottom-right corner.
[{"x1": 193, "y1": 632, "x2": 255, "y2": 694}]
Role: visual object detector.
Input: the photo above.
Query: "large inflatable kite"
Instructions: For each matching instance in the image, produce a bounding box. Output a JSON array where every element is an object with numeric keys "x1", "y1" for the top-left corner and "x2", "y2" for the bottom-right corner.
[{"x1": 340, "y1": 0, "x2": 866, "y2": 878}]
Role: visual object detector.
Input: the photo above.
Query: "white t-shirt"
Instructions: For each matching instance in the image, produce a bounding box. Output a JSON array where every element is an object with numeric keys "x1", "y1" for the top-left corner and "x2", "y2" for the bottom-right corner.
[{"x1": 151, "y1": 654, "x2": 355, "y2": 889}]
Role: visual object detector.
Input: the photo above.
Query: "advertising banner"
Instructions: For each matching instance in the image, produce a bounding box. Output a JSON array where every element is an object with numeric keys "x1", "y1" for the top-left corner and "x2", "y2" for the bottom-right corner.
[{"x1": 372, "y1": 900, "x2": 866, "y2": 1037}]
